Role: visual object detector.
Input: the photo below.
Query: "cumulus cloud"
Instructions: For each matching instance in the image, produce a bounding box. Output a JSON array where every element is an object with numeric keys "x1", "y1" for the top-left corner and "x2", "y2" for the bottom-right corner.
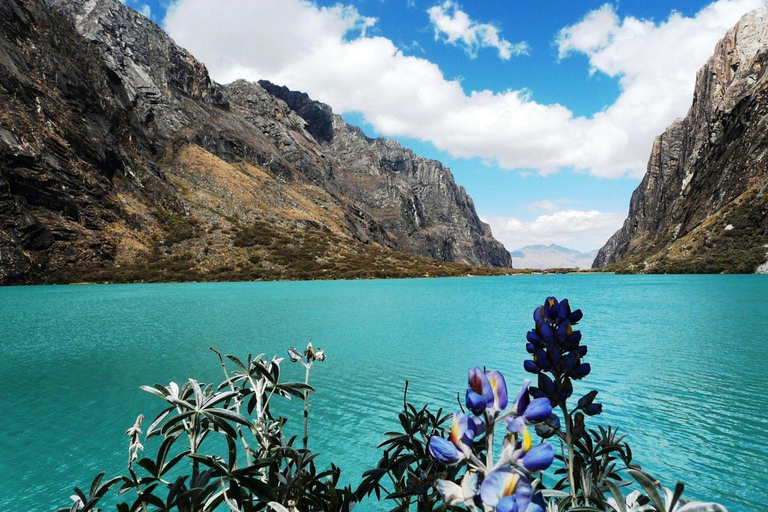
[
  {"x1": 427, "y1": 1, "x2": 528, "y2": 60},
  {"x1": 164, "y1": 0, "x2": 765, "y2": 178},
  {"x1": 484, "y1": 210, "x2": 626, "y2": 252}
]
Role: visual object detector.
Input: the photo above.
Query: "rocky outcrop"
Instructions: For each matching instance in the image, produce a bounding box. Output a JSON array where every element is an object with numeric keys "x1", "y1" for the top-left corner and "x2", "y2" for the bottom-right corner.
[
  {"x1": 260, "y1": 81, "x2": 512, "y2": 267},
  {"x1": 0, "y1": 0, "x2": 510, "y2": 284},
  {"x1": 594, "y1": 6, "x2": 768, "y2": 273}
]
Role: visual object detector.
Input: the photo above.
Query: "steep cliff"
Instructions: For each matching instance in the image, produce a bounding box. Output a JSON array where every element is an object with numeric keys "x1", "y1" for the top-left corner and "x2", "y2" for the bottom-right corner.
[
  {"x1": 0, "y1": 0, "x2": 511, "y2": 284},
  {"x1": 594, "y1": 6, "x2": 768, "y2": 273},
  {"x1": 259, "y1": 81, "x2": 512, "y2": 267}
]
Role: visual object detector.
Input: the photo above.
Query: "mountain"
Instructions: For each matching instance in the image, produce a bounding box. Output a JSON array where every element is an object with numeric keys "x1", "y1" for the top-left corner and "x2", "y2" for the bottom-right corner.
[
  {"x1": 594, "y1": 6, "x2": 768, "y2": 273},
  {"x1": 509, "y1": 244, "x2": 598, "y2": 270},
  {"x1": 0, "y1": 0, "x2": 511, "y2": 285}
]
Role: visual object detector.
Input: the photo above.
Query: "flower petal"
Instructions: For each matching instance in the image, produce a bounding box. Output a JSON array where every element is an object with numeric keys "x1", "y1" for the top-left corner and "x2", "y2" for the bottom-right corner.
[
  {"x1": 487, "y1": 370, "x2": 508, "y2": 411},
  {"x1": 577, "y1": 390, "x2": 598, "y2": 409},
  {"x1": 523, "y1": 397, "x2": 552, "y2": 424},
  {"x1": 479, "y1": 468, "x2": 519, "y2": 507},
  {"x1": 536, "y1": 321, "x2": 553, "y2": 341},
  {"x1": 527, "y1": 492, "x2": 547, "y2": 512},
  {"x1": 428, "y1": 436, "x2": 460, "y2": 463},
  {"x1": 466, "y1": 388, "x2": 487, "y2": 415},
  {"x1": 511, "y1": 380, "x2": 531, "y2": 415},
  {"x1": 468, "y1": 367, "x2": 494, "y2": 406},
  {"x1": 569, "y1": 309, "x2": 583, "y2": 324},
  {"x1": 520, "y1": 443, "x2": 554, "y2": 472},
  {"x1": 538, "y1": 373, "x2": 555, "y2": 395},
  {"x1": 544, "y1": 297, "x2": 559, "y2": 320},
  {"x1": 513, "y1": 474, "x2": 534, "y2": 511},
  {"x1": 460, "y1": 471, "x2": 479, "y2": 502},
  {"x1": 497, "y1": 495, "x2": 519, "y2": 512}
]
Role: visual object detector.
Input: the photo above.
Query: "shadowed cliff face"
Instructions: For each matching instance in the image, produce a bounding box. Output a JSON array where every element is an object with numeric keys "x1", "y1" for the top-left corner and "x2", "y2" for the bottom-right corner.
[
  {"x1": 0, "y1": 0, "x2": 511, "y2": 284},
  {"x1": 594, "y1": 6, "x2": 768, "y2": 273}
]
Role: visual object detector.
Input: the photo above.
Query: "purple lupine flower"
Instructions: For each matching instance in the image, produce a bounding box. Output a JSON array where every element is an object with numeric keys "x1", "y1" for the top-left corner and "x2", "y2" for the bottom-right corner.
[
  {"x1": 466, "y1": 367, "x2": 508, "y2": 415},
  {"x1": 428, "y1": 412, "x2": 483, "y2": 464},
  {"x1": 479, "y1": 469, "x2": 545, "y2": 512}
]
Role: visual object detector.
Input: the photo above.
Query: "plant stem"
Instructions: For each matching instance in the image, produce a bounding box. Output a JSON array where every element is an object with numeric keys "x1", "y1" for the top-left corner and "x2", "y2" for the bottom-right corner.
[
  {"x1": 485, "y1": 413, "x2": 494, "y2": 470},
  {"x1": 303, "y1": 362, "x2": 311, "y2": 450},
  {"x1": 560, "y1": 403, "x2": 577, "y2": 508},
  {"x1": 211, "y1": 347, "x2": 252, "y2": 467}
]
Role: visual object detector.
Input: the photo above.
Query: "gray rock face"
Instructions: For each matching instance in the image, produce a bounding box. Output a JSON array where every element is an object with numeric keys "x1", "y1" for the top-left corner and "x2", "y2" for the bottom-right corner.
[
  {"x1": 260, "y1": 81, "x2": 512, "y2": 267},
  {"x1": 594, "y1": 6, "x2": 768, "y2": 271}
]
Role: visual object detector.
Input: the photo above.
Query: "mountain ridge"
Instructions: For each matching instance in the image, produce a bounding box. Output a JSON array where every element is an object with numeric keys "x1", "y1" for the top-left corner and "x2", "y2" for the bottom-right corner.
[{"x1": 0, "y1": 0, "x2": 511, "y2": 284}]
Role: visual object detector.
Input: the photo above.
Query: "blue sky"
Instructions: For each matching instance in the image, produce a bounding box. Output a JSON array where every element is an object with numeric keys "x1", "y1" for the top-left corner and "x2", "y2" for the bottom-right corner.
[{"x1": 124, "y1": 0, "x2": 765, "y2": 251}]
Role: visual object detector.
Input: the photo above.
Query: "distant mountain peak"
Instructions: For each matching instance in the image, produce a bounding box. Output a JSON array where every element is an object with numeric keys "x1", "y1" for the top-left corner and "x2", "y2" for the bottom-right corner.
[{"x1": 509, "y1": 244, "x2": 597, "y2": 270}]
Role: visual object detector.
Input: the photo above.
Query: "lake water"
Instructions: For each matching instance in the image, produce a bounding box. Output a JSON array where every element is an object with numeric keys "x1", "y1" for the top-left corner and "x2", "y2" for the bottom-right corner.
[{"x1": 1, "y1": 275, "x2": 766, "y2": 511}]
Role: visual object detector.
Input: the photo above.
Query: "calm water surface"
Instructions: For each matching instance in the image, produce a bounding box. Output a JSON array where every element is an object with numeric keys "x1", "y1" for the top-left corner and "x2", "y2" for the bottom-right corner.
[{"x1": 1, "y1": 275, "x2": 766, "y2": 511}]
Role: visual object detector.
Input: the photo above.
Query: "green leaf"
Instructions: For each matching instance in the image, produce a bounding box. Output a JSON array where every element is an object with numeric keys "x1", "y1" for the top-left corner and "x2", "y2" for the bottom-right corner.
[
  {"x1": 668, "y1": 482, "x2": 685, "y2": 511},
  {"x1": 137, "y1": 458, "x2": 159, "y2": 477},
  {"x1": 202, "y1": 390, "x2": 239, "y2": 409},
  {"x1": 206, "y1": 407, "x2": 252, "y2": 427},
  {"x1": 628, "y1": 469, "x2": 665, "y2": 512},
  {"x1": 226, "y1": 354, "x2": 247, "y2": 372},
  {"x1": 605, "y1": 480, "x2": 627, "y2": 512},
  {"x1": 160, "y1": 450, "x2": 191, "y2": 477}
]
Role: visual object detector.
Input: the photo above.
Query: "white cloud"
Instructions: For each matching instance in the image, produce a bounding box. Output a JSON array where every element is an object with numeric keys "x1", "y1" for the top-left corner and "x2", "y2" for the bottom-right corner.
[
  {"x1": 484, "y1": 210, "x2": 626, "y2": 252},
  {"x1": 164, "y1": 0, "x2": 765, "y2": 178},
  {"x1": 525, "y1": 199, "x2": 573, "y2": 213},
  {"x1": 427, "y1": 1, "x2": 528, "y2": 60}
]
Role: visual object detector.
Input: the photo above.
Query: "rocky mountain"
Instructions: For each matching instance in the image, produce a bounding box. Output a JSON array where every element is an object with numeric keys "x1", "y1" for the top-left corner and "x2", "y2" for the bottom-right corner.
[
  {"x1": 510, "y1": 244, "x2": 598, "y2": 270},
  {"x1": 594, "y1": 6, "x2": 768, "y2": 273},
  {"x1": 0, "y1": 0, "x2": 511, "y2": 285}
]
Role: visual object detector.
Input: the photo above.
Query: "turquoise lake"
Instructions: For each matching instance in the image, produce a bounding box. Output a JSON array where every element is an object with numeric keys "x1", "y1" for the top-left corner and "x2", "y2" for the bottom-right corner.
[{"x1": 1, "y1": 275, "x2": 767, "y2": 511}]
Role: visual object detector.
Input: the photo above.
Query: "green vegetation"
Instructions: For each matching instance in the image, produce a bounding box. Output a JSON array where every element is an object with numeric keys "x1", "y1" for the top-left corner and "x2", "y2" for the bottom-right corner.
[
  {"x1": 609, "y1": 189, "x2": 768, "y2": 274},
  {"x1": 51, "y1": 213, "x2": 530, "y2": 284}
]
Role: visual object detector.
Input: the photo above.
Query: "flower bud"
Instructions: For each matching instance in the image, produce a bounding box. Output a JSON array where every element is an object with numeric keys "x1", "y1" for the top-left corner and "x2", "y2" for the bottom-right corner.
[
  {"x1": 573, "y1": 363, "x2": 591, "y2": 379},
  {"x1": 577, "y1": 390, "x2": 598, "y2": 409},
  {"x1": 538, "y1": 373, "x2": 555, "y2": 395},
  {"x1": 584, "y1": 403, "x2": 603, "y2": 416}
]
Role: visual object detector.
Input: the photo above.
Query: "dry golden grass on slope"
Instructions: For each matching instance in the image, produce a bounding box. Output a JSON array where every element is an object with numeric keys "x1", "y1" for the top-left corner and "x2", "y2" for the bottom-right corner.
[{"x1": 52, "y1": 144, "x2": 527, "y2": 284}]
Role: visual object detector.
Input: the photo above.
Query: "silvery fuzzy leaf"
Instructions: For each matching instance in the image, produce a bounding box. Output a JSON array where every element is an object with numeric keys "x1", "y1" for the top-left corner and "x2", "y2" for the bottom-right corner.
[
  {"x1": 287, "y1": 348, "x2": 302, "y2": 362},
  {"x1": 434, "y1": 479, "x2": 463, "y2": 505}
]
